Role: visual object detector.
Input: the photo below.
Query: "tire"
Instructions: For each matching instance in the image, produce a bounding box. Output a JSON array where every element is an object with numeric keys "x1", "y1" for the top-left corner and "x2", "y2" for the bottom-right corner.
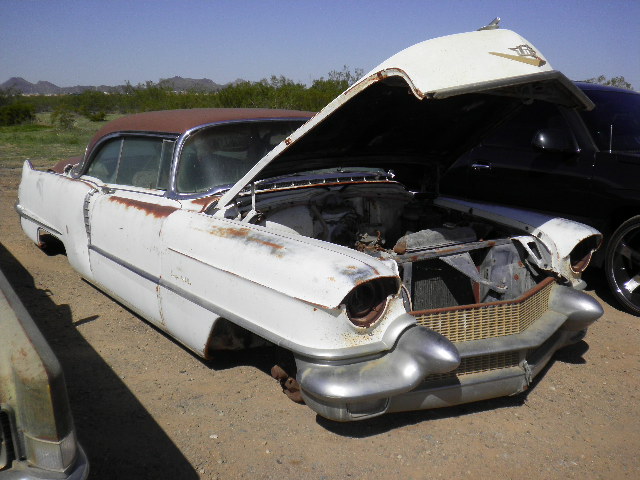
[{"x1": 605, "y1": 215, "x2": 640, "y2": 315}]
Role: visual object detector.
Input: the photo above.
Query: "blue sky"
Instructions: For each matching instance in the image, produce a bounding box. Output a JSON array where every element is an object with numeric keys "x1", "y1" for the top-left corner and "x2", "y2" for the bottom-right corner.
[{"x1": 1, "y1": 0, "x2": 638, "y2": 89}]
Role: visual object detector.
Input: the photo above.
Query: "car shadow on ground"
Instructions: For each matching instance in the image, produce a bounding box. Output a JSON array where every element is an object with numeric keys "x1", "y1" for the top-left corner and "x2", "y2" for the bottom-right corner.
[
  {"x1": 317, "y1": 339, "x2": 591, "y2": 437},
  {"x1": 80, "y1": 277, "x2": 282, "y2": 378},
  {"x1": 0, "y1": 243, "x2": 198, "y2": 480}
]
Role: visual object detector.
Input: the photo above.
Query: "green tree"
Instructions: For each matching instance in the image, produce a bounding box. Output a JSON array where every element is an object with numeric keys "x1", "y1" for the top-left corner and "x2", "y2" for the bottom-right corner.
[
  {"x1": 71, "y1": 90, "x2": 111, "y2": 121},
  {"x1": 5, "y1": 65, "x2": 367, "y2": 117},
  {"x1": 583, "y1": 75, "x2": 634, "y2": 91},
  {"x1": 0, "y1": 88, "x2": 36, "y2": 125},
  {"x1": 50, "y1": 105, "x2": 76, "y2": 129},
  {"x1": 307, "y1": 66, "x2": 364, "y2": 110},
  {"x1": 0, "y1": 87, "x2": 19, "y2": 107}
]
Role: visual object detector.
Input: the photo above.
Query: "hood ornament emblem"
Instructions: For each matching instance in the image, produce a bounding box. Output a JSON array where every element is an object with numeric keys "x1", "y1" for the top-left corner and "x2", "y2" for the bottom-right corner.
[{"x1": 489, "y1": 44, "x2": 547, "y2": 67}]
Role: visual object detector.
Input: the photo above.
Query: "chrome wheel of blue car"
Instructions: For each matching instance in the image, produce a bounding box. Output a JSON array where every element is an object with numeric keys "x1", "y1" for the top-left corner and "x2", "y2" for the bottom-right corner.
[{"x1": 606, "y1": 215, "x2": 640, "y2": 315}]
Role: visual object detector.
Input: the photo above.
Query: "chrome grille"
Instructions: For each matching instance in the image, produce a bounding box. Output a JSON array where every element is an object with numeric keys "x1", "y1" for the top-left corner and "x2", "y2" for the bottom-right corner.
[
  {"x1": 424, "y1": 351, "x2": 521, "y2": 382},
  {"x1": 412, "y1": 278, "x2": 554, "y2": 343}
]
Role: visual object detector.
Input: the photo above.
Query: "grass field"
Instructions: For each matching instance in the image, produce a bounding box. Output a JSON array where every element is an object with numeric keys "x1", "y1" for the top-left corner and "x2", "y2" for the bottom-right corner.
[{"x1": 0, "y1": 113, "x2": 121, "y2": 169}]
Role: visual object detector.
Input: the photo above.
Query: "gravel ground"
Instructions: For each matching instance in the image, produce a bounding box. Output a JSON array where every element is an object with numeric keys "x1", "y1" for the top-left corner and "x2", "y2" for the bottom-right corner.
[{"x1": 1, "y1": 166, "x2": 639, "y2": 480}]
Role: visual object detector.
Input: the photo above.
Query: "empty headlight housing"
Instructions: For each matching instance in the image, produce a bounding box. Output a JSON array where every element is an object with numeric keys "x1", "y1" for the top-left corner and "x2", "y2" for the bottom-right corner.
[
  {"x1": 343, "y1": 278, "x2": 398, "y2": 327},
  {"x1": 570, "y1": 234, "x2": 602, "y2": 273}
]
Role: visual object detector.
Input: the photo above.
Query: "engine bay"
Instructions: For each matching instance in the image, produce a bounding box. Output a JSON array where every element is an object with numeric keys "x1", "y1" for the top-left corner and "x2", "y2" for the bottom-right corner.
[{"x1": 230, "y1": 179, "x2": 550, "y2": 310}]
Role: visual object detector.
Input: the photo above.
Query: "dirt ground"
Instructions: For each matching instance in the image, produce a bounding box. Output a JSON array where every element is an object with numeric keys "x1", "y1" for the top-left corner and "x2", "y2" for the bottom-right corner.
[{"x1": 1, "y1": 166, "x2": 638, "y2": 480}]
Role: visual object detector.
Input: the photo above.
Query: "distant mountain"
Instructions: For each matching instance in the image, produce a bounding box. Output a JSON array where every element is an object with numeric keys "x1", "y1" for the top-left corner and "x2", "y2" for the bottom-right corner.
[
  {"x1": 158, "y1": 76, "x2": 224, "y2": 92},
  {"x1": 1, "y1": 76, "x2": 245, "y2": 95}
]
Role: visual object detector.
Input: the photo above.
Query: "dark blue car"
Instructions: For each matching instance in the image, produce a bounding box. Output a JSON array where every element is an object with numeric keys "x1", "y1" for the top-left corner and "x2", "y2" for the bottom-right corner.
[{"x1": 442, "y1": 82, "x2": 640, "y2": 314}]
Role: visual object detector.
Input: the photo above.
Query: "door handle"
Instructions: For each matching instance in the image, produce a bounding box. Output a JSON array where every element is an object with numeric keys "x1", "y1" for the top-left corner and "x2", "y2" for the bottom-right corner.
[{"x1": 471, "y1": 162, "x2": 492, "y2": 172}]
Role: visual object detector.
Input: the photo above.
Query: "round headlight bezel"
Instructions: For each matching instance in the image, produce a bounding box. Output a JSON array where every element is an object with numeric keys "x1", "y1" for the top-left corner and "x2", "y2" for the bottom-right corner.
[
  {"x1": 569, "y1": 234, "x2": 602, "y2": 273},
  {"x1": 343, "y1": 278, "x2": 398, "y2": 328}
]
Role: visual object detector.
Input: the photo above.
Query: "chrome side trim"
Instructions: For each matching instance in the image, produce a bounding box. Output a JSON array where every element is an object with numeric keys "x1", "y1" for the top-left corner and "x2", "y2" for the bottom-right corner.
[
  {"x1": 88, "y1": 244, "x2": 411, "y2": 360},
  {"x1": 82, "y1": 189, "x2": 98, "y2": 243},
  {"x1": 14, "y1": 204, "x2": 63, "y2": 237},
  {"x1": 88, "y1": 245, "x2": 159, "y2": 285}
]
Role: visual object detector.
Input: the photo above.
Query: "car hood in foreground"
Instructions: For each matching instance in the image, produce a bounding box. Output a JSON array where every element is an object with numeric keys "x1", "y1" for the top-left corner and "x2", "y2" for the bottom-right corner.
[{"x1": 216, "y1": 28, "x2": 593, "y2": 210}]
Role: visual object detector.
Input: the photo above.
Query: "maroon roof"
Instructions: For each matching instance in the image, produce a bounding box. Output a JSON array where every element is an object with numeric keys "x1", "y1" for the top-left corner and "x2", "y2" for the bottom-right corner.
[{"x1": 87, "y1": 108, "x2": 314, "y2": 153}]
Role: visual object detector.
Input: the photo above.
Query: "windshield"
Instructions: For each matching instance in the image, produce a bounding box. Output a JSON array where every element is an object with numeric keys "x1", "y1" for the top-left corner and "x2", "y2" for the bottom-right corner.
[
  {"x1": 580, "y1": 89, "x2": 640, "y2": 152},
  {"x1": 176, "y1": 120, "x2": 305, "y2": 193}
]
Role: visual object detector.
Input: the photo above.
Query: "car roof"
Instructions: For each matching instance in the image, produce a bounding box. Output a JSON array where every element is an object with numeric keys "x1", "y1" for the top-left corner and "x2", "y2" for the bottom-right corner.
[
  {"x1": 87, "y1": 108, "x2": 314, "y2": 152},
  {"x1": 574, "y1": 81, "x2": 638, "y2": 95}
]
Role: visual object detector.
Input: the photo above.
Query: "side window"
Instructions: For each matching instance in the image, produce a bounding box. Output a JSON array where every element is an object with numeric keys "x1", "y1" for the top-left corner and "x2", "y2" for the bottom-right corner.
[
  {"x1": 85, "y1": 138, "x2": 121, "y2": 182},
  {"x1": 580, "y1": 90, "x2": 640, "y2": 152},
  {"x1": 483, "y1": 102, "x2": 571, "y2": 150},
  {"x1": 85, "y1": 137, "x2": 173, "y2": 190}
]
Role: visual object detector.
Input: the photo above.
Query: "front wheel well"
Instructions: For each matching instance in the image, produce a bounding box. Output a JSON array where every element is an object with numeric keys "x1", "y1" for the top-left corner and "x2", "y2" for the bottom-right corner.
[{"x1": 204, "y1": 318, "x2": 271, "y2": 358}]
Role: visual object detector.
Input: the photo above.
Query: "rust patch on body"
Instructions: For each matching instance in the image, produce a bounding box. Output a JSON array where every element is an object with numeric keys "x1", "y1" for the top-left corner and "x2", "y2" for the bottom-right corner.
[
  {"x1": 208, "y1": 225, "x2": 251, "y2": 238},
  {"x1": 255, "y1": 239, "x2": 284, "y2": 250},
  {"x1": 208, "y1": 225, "x2": 285, "y2": 256},
  {"x1": 109, "y1": 196, "x2": 178, "y2": 218},
  {"x1": 190, "y1": 195, "x2": 221, "y2": 212},
  {"x1": 341, "y1": 264, "x2": 380, "y2": 284}
]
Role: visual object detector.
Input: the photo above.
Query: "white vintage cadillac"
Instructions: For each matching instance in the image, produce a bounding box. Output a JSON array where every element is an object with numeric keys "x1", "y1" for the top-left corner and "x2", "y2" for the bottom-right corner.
[{"x1": 17, "y1": 25, "x2": 604, "y2": 421}]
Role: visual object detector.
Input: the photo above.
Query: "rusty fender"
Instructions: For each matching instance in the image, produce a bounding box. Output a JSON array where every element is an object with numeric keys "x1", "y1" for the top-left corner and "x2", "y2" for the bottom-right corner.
[
  {"x1": 435, "y1": 197, "x2": 602, "y2": 286},
  {"x1": 160, "y1": 210, "x2": 407, "y2": 358}
]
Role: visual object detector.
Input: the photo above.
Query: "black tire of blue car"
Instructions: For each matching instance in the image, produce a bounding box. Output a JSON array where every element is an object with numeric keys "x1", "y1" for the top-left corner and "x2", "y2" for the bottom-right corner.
[{"x1": 605, "y1": 215, "x2": 640, "y2": 316}]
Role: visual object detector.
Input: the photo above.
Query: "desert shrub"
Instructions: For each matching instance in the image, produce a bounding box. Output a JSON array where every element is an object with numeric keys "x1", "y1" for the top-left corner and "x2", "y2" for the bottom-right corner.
[
  {"x1": 50, "y1": 106, "x2": 76, "y2": 129},
  {"x1": 0, "y1": 103, "x2": 35, "y2": 126},
  {"x1": 84, "y1": 110, "x2": 107, "y2": 121}
]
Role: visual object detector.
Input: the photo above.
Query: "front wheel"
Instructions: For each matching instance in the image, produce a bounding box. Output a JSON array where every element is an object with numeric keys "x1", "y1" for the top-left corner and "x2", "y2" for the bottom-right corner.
[{"x1": 605, "y1": 215, "x2": 640, "y2": 315}]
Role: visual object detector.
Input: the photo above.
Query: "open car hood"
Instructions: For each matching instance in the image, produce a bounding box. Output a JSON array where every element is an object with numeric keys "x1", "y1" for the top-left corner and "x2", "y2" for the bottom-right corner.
[{"x1": 216, "y1": 28, "x2": 593, "y2": 209}]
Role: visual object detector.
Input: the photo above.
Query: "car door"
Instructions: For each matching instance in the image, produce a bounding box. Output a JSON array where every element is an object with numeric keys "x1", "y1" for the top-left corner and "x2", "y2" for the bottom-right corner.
[
  {"x1": 578, "y1": 87, "x2": 640, "y2": 232},
  {"x1": 82, "y1": 135, "x2": 179, "y2": 327},
  {"x1": 442, "y1": 101, "x2": 596, "y2": 222}
]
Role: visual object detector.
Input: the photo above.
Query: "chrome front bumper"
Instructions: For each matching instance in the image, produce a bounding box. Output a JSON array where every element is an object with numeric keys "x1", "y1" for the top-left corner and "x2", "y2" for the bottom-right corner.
[
  {"x1": 295, "y1": 284, "x2": 603, "y2": 421},
  {"x1": 0, "y1": 445, "x2": 89, "y2": 480}
]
